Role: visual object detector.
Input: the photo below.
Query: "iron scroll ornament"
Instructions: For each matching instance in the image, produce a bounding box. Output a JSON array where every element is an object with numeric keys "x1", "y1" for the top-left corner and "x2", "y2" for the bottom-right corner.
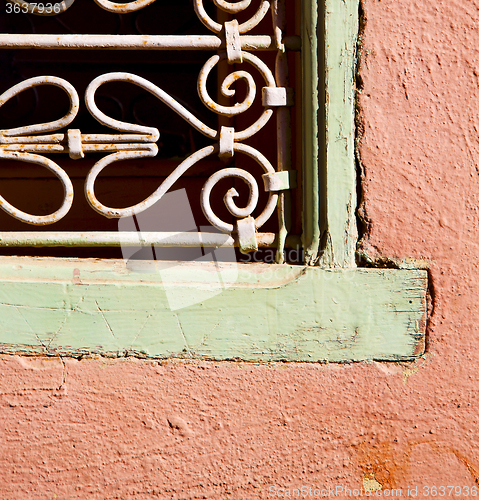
[{"x1": 0, "y1": 56, "x2": 280, "y2": 234}]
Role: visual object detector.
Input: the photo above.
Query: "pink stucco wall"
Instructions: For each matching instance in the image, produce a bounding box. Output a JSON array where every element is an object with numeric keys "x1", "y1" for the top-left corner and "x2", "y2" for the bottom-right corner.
[{"x1": 1, "y1": 0, "x2": 478, "y2": 497}]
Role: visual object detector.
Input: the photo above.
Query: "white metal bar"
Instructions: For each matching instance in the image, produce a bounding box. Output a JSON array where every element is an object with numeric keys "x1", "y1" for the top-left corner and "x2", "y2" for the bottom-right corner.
[
  {"x1": 0, "y1": 232, "x2": 300, "y2": 248},
  {"x1": 0, "y1": 34, "x2": 300, "y2": 51},
  {"x1": 273, "y1": 0, "x2": 293, "y2": 264}
]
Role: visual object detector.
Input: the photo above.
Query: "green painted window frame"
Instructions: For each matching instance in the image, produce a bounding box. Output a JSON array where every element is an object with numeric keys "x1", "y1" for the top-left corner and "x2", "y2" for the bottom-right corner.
[
  {"x1": 0, "y1": 0, "x2": 427, "y2": 361},
  {"x1": 302, "y1": 0, "x2": 358, "y2": 267}
]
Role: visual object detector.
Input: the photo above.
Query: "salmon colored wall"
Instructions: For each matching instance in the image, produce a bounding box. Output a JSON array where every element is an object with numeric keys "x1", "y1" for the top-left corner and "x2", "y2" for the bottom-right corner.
[{"x1": 1, "y1": 0, "x2": 478, "y2": 497}]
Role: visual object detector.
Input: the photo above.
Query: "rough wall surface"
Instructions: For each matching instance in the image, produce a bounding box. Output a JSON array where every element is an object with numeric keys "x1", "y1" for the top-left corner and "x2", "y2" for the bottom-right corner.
[{"x1": 1, "y1": 0, "x2": 478, "y2": 496}]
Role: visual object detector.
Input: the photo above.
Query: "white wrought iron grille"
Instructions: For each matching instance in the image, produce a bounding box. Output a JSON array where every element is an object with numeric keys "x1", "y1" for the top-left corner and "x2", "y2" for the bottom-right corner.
[{"x1": 0, "y1": 0, "x2": 300, "y2": 263}]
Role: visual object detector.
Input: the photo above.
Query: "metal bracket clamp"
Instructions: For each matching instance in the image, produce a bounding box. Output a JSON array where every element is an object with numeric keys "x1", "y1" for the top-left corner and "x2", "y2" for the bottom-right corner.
[
  {"x1": 224, "y1": 20, "x2": 243, "y2": 64},
  {"x1": 262, "y1": 170, "x2": 297, "y2": 192},
  {"x1": 236, "y1": 215, "x2": 258, "y2": 254},
  {"x1": 67, "y1": 129, "x2": 84, "y2": 159},
  {"x1": 262, "y1": 87, "x2": 294, "y2": 107},
  {"x1": 219, "y1": 126, "x2": 235, "y2": 158}
]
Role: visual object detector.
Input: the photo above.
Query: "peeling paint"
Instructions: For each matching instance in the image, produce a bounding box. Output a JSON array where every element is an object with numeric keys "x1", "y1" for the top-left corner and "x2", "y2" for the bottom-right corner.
[{"x1": 363, "y1": 475, "x2": 382, "y2": 491}]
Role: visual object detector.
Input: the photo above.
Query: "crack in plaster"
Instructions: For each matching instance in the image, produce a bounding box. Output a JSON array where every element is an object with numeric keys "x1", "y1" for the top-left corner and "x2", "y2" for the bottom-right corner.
[
  {"x1": 95, "y1": 300, "x2": 116, "y2": 340},
  {"x1": 175, "y1": 314, "x2": 192, "y2": 357},
  {"x1": 128, "y1": 313, "x2": 152, "y2": 351}
]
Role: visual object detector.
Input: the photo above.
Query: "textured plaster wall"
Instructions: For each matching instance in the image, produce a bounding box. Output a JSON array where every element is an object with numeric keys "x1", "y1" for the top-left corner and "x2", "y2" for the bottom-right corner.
[{"x1": 1, "y1": 0, "x2": 478, "y2": 497}]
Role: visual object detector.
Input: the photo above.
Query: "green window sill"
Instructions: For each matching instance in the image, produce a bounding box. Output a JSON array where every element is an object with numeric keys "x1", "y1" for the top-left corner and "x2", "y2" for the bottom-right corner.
[{"x1": 0, "y1": 257, "x2": 426, "y2": 361}]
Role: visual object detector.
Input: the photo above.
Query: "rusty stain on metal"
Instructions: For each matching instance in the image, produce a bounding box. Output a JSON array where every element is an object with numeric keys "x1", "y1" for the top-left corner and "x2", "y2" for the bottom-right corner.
[
  {"x1": 0, "y1": 150, "x2": 73, "y2": 225},
  {"x1": 236, "y1": 216, "x2": 259, "y2": 254},
  {"x1": 200, "y1": 144, "x2": 277, "y2": 234},
  {"x1": 0, "y1": 231, "x2": 301, "y2": 248},
  {"x1": 0, "y1": 34, "x2": 300, "y2": 52},
  {"x1": 93, "y1": 0, "x2": 156, "y2": 13},
  {"x1": 194, "y1": 0, "x2": 271, "y2": 34}
]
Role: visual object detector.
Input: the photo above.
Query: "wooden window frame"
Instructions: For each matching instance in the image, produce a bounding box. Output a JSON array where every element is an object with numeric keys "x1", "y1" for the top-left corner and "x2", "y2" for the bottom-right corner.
[{"x1": 0, "y1": 0, "x2": 427, "y2": 361}]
